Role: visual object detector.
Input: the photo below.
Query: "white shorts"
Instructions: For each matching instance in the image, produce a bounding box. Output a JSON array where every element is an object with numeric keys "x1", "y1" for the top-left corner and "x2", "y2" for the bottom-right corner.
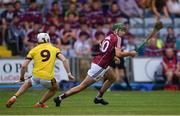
[
  {"x1": 30, "y1": 76, "x2": 56, "y2": 89},
  {"x1": 87, "y1": 63, "x2": 110, "y2": 81}
]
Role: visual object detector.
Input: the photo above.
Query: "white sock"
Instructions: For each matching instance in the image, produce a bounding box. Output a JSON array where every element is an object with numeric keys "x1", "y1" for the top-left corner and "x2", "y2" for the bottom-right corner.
[
  {"x1": 58, "y1": 96, "x2": 62, "y2": 101},
  {"x1": 12, "y1": 96, "x2": 16, "y2": 99},
  {"x1": 96, "y1": 96, "x2": 102, "y2": 100}
]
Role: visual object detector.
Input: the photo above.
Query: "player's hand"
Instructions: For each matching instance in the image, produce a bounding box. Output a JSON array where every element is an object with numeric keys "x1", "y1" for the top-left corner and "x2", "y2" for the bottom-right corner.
[
  {"x1": 20, "y1": 76, "x2": 25, "y2": 82},
  {"x1": 68, "y1": 73, "x2": 75, "y2": 81},
  {"x1": 114, "y1": 57, "x2": 120, "y2": 64},
  {"x1": 129, "y1": 51, "x2": 137, "y2": 57}
]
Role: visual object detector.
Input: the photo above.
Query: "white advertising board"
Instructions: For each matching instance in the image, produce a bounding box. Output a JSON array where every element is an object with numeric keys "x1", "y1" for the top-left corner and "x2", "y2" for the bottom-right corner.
[
  {"x1": 0, "y1": 59, "x2": 68, "y2": 83},
  {"x1": 132, "y1": 57, "x2": 162, "y2": 82}
]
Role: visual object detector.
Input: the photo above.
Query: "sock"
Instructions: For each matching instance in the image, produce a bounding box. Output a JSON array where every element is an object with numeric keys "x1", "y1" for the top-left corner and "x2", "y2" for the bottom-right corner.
[
  {"x1": 58, "y1": 93, "x2": 66, "y2": 100},
  {"x1": 12, "y1": 96, "x2": 17, "y2": 99},
  {"x1": 123, "y1": 76, "x2": 131, "y2": 88},
  {"x1": 96, "y1": 91, "x2": 104, "y2": 99},
  {"x1": 39, "y1": 101, "x2": 43, "y2": 104},
  {"x1": 14, "y1": 94, "x2": 18, "y2": 98}
]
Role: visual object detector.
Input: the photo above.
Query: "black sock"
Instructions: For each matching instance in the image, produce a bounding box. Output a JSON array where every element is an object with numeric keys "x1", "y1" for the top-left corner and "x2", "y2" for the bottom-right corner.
[
  {"x1": 39, "y1": 102, "x2": 43, "y2": 104},
  {"x1": 123, "y1": 76, "x2": 131, "y2": 88}
]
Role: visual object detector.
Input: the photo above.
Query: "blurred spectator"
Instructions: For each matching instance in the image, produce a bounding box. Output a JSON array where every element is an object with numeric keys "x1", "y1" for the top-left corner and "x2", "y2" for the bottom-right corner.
[
  {"x1": 64, "y1": 3, "x2": 79, "y2": 22},
  {"x1": 162, "y1": 48, "x2": 178, "y2": 85},
  {"x1": 91, "y1": 31, "x2": 105, "y2": 56},
  {"x1": 79, "y1": 2, "x2": 92, "y2": 24},
  {"x1": 77, "y1": 22, "x2": 91, "y2": 39},
  {"x1": 22, "y1": 1, "x2": 42, "y2": 24},
  {"x1": 137, "y1": 0, "x2": 170, "y2": 18},
  {"x1": 23, "y1": 22, "x2": 41, "y2": 54},
  {"x1": 47, "y1": 24, "x2": 61, "y2": 48},
  {"x1": 151, "y1": 0, "x2": 170, "y2": 19},
  {"x1": 65, "y1": 12, "x2": 80, "y2": 29},
  {"x1": 74, "y1": 31, "x2": 91, "y2": 57},
  {"x1": 125, "y1": 34, "x2": 137, "y2": 51},
  {"x1": 46, "y1": 1, "x2": 64, "y2": 28},
  {"x1": 1, "y1": 3, "x2": 15, "y2": 45},
  {"x1": 165, "y1": 26, "x2": 176, "y2": 48},
  {"x1": 1, "y1": 2, "x2": 15, "y2": 23},
  {"x1": 60, "y1": 30, "x2": 76, "y2": 57},
  {"x1": 144, "y1": 34, "x2": 164, "y2": 57},
  {"x1": 0, "y1": 1, "x2": 5, "y2": 14},
  {"x1": 43, "y1": 0, "x2": 62, "y2": 15},
  {"x1": 6, "y1": 14, "x2": 25, "y2": 55},
  {"x1": 106, "y1": 2, "x2": 126, "y2": 23},
  {"x1": 136, "y1": 0, "x2": 154, "y2": 17},
  {"x1": 136, "y1": 0, "x2": 151, "y2": 8},
  {"x1": 123, "y1": 21, "x2": 133, "y2": 41},
  {"x1": 167, "y1": 0, "x2": 180, "y2": 18},
  {"x1": 118, "y1": 0, "x2": 143, "y2": 18},
  {"x1": 92, "y1": 23, "x2": 106, "y2": 39},
  {"x1": 59, "y1": 22, "x2": 76, "y2": 39},
  {"x1": 14, "y1": 1, "x2": 24, "y2": 16},
  {"x1": 90, "y1": 1, "x2": 104, "y2": 28}
]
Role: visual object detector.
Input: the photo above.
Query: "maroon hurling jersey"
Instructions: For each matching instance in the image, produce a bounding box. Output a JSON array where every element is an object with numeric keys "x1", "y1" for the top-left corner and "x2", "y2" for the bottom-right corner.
[{"x1": 92, "y1": 33, "x2": 122, "y2": 68}]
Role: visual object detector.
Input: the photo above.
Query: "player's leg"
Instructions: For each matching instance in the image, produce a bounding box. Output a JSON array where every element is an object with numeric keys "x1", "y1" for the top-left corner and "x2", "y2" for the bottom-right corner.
[
  {"x1": 122, "y1": 68, "x2": 131, "y2": 89},
  {"x1": 34, "y1": 78, "x2": 58, "y2": 108},
  {"x1": 118, "y1": 58, "x2": 131, "y2": 89},
  {"x1": 94, "y1": 67, "x2": 116, "y2": 105},
  {"x1": 6, "y1": 79, "x2": 32, "y2": 108},
  {"x1": 54, "y1": 63, "x2": 104, "y2": 107},
  {"x1": 165, "y1": 70, "x2": 174, "y2": 84},
  {"x1": 54, "y1": 75, "x2": 96, "y2": 107}
]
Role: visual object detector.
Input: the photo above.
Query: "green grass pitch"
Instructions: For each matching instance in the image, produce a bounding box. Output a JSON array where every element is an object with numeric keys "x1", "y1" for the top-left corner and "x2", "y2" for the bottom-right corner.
[{"x1": 0, "y1": 89, "x2": 180, "y2": 115}]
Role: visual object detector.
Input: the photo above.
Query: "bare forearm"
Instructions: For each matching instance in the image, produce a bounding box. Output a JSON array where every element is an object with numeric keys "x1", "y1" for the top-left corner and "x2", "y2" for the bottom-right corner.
[
  {"x1": 118, "y1": 51, "x2": 132, "y2": 57},
  {"x1": 20, "y1": 67, "x2": 26, "y2": 80},
  {"x1": 115, "y1": 47, "x2": 136, "y2": 58},
  {"x1": 63, "y1": 59, "x2": 71, "y2": 74}
]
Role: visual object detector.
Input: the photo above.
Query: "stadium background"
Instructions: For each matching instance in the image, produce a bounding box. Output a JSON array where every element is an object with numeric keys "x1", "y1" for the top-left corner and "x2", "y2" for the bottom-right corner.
[{"x1": 0, "y1": 0, "x2": 180, "y2": 115}]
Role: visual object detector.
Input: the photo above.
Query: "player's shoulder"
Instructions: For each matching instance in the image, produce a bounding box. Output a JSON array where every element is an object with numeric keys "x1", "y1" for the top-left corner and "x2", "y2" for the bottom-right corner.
[
  {"x1": 107, "y1": 34, "x2": 117, "y2": 40},
  {"x1": 47, "y1": 44, "x2": 61, "y2": 53},
  {"x1": 105, "y1": 34, "x2": 117, "y2": 42},
  {"x1": 29, "y1": 45, "x2": 39, "y2": 52}
]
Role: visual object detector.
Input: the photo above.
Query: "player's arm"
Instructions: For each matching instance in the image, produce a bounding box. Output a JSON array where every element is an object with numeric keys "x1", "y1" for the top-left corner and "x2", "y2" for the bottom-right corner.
[
  {"x1": 20, "y1": 59, "x2": 31, "y2": 81},
  {"x1": 57, "y1": 53, "x2": 75, "y2": 81},
  {"x1": 115, "y1": 47, "x2": 137, "y2": 58}
]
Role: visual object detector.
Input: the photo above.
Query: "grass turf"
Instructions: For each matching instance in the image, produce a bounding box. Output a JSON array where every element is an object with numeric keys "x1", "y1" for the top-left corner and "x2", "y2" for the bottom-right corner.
[{"x1": 0, "y1": 89, "x2": 180, "y2": 115}]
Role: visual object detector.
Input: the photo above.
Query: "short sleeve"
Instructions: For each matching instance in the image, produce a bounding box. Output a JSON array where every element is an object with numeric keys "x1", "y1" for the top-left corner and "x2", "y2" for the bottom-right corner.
[
  {"x1": 56, "y1": 48, "x2": 61, "y2": 57},
  {"x1": 25, "y1": 50, "x2": 33, "y2": 60}
]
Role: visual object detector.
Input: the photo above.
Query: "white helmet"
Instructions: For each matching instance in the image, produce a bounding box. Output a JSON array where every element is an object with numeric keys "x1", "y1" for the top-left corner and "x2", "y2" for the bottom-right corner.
[{"x1": 37, "y1": 33, "x2": 50, "y2": 43}]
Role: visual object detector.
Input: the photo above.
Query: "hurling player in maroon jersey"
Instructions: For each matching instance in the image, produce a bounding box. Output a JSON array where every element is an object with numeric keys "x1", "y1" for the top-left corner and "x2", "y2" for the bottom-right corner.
[{"x1": 54, "y1": 23, "x2": 137, "y2": 107}]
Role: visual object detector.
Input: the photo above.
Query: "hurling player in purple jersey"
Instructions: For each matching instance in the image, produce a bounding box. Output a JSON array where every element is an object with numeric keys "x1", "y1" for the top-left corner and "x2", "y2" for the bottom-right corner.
[{"x1": 54, "y1": 23, "x2": 137, "y2": 107}]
